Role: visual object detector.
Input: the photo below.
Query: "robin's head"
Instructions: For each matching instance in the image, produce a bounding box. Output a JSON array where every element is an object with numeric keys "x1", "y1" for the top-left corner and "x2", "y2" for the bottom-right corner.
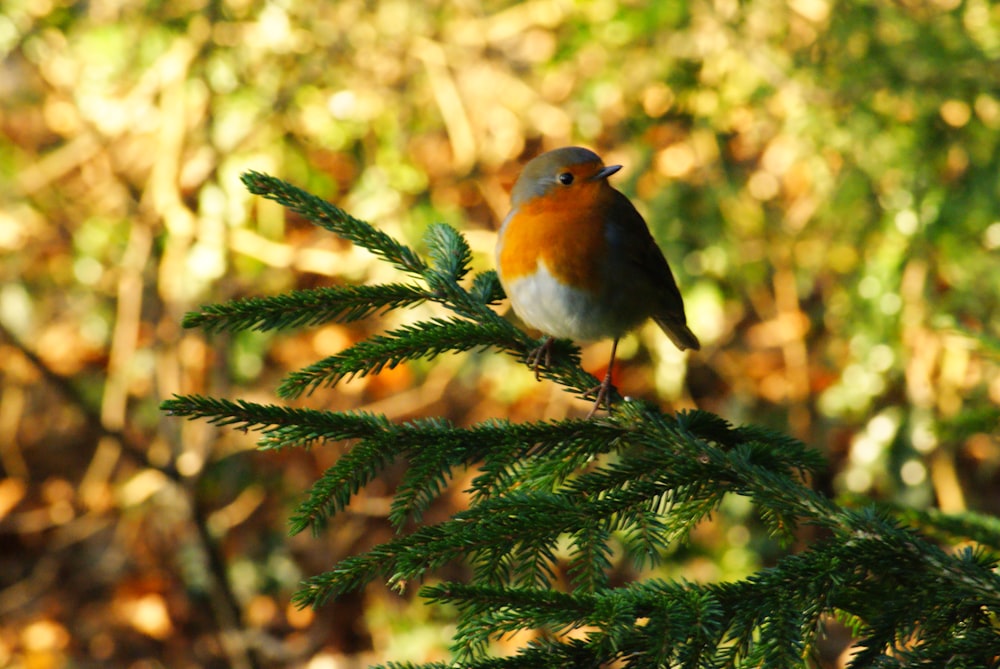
[{"x1": 510, "y1": 147, "x2": 622, "y2": 208}]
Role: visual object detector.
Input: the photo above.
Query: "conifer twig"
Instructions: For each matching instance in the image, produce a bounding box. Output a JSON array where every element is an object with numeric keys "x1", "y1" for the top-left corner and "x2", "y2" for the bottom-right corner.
[{"x1": 162, "y1": 173, "x2": 1000, "y2": 668}]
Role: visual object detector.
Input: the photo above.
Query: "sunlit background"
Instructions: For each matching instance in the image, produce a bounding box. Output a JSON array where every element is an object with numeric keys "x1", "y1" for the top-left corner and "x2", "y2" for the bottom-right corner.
[{"x1": 1, "y1": 0, "x2": 998, "y2": 666}]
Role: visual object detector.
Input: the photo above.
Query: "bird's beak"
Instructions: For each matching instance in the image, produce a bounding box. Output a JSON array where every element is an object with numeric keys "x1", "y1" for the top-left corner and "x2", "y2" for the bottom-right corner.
[{"x1": 593, "y1": 164, "x2": 622, "y2": 181}]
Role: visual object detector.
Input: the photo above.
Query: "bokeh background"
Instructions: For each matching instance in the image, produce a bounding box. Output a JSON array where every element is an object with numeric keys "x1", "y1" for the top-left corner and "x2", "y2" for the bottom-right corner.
[{"x1": 1, "y1": 0, "x2": 998, "y2": 666}]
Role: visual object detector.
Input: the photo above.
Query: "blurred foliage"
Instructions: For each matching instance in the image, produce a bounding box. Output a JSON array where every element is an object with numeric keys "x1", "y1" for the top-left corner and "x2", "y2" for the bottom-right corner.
[{"x1": 0, "y1": 0, "x2": 998, "y2": 666}]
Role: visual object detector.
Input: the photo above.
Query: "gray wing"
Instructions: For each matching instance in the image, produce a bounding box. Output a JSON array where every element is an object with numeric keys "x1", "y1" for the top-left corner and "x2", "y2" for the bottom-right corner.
[{"x1": 611, "y1": 189, "x2": 701, "y2": 351}]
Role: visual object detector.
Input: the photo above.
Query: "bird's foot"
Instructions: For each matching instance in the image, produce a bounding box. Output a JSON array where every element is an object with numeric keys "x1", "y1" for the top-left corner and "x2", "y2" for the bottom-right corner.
[
  {"x1": 526, "y1": 337, "x2": 554, "y2": 380},
  {"x1": 584, "y1": 368, "x2": 616, "y2": 419},
  {"x1": 583, "y1": 337, "x2": 622, "y2": 418}
]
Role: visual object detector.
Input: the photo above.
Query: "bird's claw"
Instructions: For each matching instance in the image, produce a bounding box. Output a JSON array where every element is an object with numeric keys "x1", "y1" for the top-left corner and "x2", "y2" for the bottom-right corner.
[
  {"x1": 527, "y1": 337, "x2": 554, "y2": 380},
  {"x1": 584, "y1": 369, "x2": 616, "y2": 418}
]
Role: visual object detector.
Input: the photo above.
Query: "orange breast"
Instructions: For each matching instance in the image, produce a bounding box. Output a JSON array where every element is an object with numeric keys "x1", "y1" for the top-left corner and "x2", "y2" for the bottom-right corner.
[{"x1": 499, "y1": 186, "x2": 606, "y2": 294}]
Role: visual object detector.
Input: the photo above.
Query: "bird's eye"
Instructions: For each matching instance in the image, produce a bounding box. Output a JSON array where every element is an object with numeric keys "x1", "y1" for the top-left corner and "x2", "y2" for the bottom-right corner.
[{"x1": 557, "y1": 172, "x2": 574, "y2": 185}]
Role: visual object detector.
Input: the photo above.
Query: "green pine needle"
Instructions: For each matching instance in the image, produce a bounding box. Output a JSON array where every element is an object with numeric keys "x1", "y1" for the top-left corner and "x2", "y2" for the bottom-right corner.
[
  {"x1": 277, "y1": 317, "x2": 506, "y2": 399},
  {"x1": 182, "y1": 283, "x2": 430, "y2": 333},
  {"x1": 241, "y1": 171, "x2": 427, "y2": 275},
  {"x1": 424, "y1": 222, "x2": 473, "y2": 282}
]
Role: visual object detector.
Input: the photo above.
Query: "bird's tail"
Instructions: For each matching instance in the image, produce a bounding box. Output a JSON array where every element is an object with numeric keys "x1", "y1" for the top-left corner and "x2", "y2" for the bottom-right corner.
[{"x1": 654, "y1": 317, "x2": 701, "y2": 351}]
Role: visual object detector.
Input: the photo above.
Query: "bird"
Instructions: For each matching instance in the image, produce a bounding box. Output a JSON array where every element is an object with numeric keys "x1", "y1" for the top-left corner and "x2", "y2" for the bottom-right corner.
[{"x1": 496, "y1": 146, "x2": 700, "y2": 416}]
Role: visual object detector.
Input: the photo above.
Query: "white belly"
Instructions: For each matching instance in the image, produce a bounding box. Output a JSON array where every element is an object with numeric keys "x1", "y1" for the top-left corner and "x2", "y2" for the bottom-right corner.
[{"x1": 504, "y1": 261, "x2": 637, "y2": 341}]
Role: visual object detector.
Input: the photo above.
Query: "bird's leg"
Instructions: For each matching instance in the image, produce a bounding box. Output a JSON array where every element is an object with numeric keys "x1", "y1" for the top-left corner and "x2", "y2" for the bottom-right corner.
[
  {"x1": 585, "y1": 338, "x2": 619, "y2": 418},
  {"x1": 527, "y1": 336, "x2": 554, "y2": 380}
]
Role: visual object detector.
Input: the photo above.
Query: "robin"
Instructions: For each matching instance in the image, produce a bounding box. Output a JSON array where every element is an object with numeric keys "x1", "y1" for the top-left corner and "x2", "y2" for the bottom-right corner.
[{"x1": 496, "y1": 146, "x2": 700, "y2": 416}]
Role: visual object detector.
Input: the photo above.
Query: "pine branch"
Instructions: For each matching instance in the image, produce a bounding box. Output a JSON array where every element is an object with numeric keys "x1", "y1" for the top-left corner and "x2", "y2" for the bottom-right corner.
[
  {"x1": 292, "y1": 493, "x2": 595, "y2": 607},
  {"x1": 388, "y1": 417, "x2": 473, "y2": 526},
  {"x1": 618, "y1": 509, "x2": 673, "y2": 570},
  {"x1": 161, "y1": 394, "x2": 392, "y2": 447},
  {"x1": 293, "y1": 523, "x2": 466, "y2": 607},
  {"x1": 841, "y1": 510, "x2": 1000, "y2": 609},
  {"x1": 287, "y1": 435, "x2": 400, "y2": 536},
  {"x1": 287, "y1": 416, "x2": 619, "y2": 534},
  {"x1": 566, "y1": 520, "x2": 614, "y2": 592},
  {"x1": 162, "y1": 174, "x2": 1000, "y2": 668},
  {"x1": 424, "y1": 222, "x2": 473, "y2": 285},
  {"x1": 422, "y1": 583, "x2": 592, "y2": 659},
  {"x1": 416, "y1": 520, "x2": 1000, "y2": 667},
  {"x1": 241, "y1": 171, "x2": 427, "y2": 275},
  {"x1": 895, "y1": 504, "x2": 1000, "y2": 552},
  {"x1": 276, "y1": 317, "x2": 507, "y2": 399},
  {"x1": 469, "y1": 270, "x2": 505, "y2": 306},
  {"x1": 291, "y1": 415, "x2": 476, "y2": 532},
  {"x1": 468, "y1": 417, "x2": 624, "y2": 500},
  {"x1": 165, "y1": 394, "x2": 836, "y2": 601},
  {"x1": 291, "y1": 426, "x2": 823, "y2": 605},
  {"x1": 182, "y1": 283, "x2": 430, "y2": 333}
]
